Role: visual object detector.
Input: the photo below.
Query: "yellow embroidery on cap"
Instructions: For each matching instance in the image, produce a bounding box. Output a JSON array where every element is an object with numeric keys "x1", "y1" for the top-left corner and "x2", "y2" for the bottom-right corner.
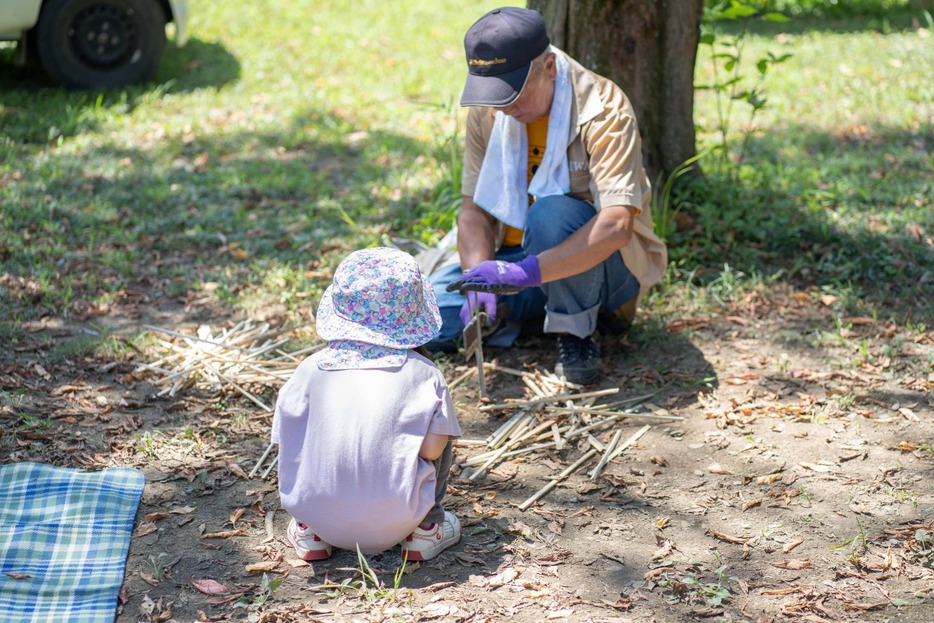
[{"x1": 469, "y1": 58, "x2": 507, "y2": 66}]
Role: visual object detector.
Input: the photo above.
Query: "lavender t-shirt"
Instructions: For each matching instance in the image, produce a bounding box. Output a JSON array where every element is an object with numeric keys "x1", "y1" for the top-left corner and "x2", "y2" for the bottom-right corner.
[{"x1": 272, "y1": 349, "x2": 460, "y2": 554}]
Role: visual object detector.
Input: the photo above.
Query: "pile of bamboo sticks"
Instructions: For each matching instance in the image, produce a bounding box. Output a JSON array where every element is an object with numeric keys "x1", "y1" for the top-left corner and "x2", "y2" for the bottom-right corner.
[
  {"x1": 456, "y1": 362, "x2": 682, "y2": 510},
  {"x1": 139, "y1": 322, "x2": 682, "y2": 510},
  {"x1": 137, "y1": 321, "x2": 322, "y2": 411}
]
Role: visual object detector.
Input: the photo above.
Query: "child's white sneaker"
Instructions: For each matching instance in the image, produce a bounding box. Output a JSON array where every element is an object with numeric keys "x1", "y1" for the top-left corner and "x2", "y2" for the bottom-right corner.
[
  {"x1": 287, "y1": 518, "x2": 333, "y2": 560},
  {"x1": 400, "y1": 511, "x2": 461, "y2": 561}
]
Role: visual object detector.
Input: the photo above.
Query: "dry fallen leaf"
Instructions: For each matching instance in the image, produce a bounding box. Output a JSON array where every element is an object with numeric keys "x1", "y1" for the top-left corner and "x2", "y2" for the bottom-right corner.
[
  {"x1": 757, "y1": 473, "x2": 782, "y2": 485},
  {"x1": 144, "y1": 512, "x2": 170, "y2": 522},
  {"x1": 250, "y1": 499, "x2": 267, "y2": 517},
  {"x1": 771, "y1": 559, "x2": 813, "y2": 570},
  {"x1": 229, "y1": 508, "x2": 246, "y2": 525},
  {"x1": 653, "y1": 538, "x2": 676, "y2": 560},
  {"x1": 154, "y1": 599, "x2": 173, "y2": 622},
  {"x1": 707, "y1": 529, "x2": 749, "y2": 544},
  {"x1": 781, "y1": 539, "x2": 804, "y2": 554},
  {"x1": 601, "y1": 598, "x2": 633, "y2": 611},
  {"x1": 190, "y1": 578, "x2": 231, "y2": 595},
  {"x1": 742, "y1": 497, "x2": 763, "y2": 511},
  {"x1": 841, "y1": 602, "x2": 888, "y2": 611},
  {"x1": 201, "y1": 529, "x2": 247, "y2": 539},
  {"x1": 546, "y1": 610, "x2": 574, "y2": 620},
  {"x1": 800, "y1": 462, "x2": 833, "y2": 472},
  {"x1": 136, "y1": 521, "x2": 158, "y2": 536},
  {"x1": 227, "y1": 462, "x2": 248, "y2": 479},
  {"x1": 244, "y1": 561, "x2": 282, "y2": 574},
  {"x1": 139, "y1": 571, "x2": 160, "y2": 586},
  {"x1": 419, "y1": 603, "x2": 454, "y2": 619},
  {"x1": 707, "y1": 463, "x2": 734, "y2": 475},
  {"x1": 139, "y1": 594, "x2": 156, "y2": 618},
  {"x1": 488, "y1": 567, "x2": 520, "y2": 588}
]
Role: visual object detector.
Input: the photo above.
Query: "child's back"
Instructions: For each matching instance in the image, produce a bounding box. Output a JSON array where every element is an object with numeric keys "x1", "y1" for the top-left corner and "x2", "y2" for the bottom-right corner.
[
  {"x1": 272, "y1": 247, "x2": 462, "y2": 560},
  {"x1": 274, "y1": 348, "x2": 458, "y2": 553}
]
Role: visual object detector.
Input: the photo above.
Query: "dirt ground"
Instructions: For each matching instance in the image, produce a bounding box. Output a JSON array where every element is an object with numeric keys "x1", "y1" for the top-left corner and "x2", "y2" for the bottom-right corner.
[{"x1": 1, "y1": 286, "x2": 932, "y2": 623}]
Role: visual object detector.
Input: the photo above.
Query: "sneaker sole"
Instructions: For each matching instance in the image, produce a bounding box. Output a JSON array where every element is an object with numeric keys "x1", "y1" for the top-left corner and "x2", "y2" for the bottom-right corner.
[
  {"x1": 401, "y1": 532, "x2": 461, "y2": 562},
  {"x1": 287, "y1": 528, "x2": 332, "y2": 561},
  {"x1": 296, "y1": 549, "x2": 331, "y2": 561}
]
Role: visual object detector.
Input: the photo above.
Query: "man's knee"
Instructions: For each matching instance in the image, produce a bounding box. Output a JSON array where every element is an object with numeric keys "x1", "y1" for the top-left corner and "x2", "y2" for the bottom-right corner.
[{"x1": 525, "y1": 196, "x2": 594, "y2": 252}]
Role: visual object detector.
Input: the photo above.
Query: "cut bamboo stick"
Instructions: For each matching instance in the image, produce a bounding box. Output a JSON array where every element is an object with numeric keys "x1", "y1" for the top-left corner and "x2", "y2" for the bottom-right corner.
[
  {"x1": 447, "y1": 367, "x2": 475, "y2": 391},
  {"x1": 467, "y1": 418, "x2": 554, "y2": 480},
  {"x1": 460, "y1": 414, "x2": 620, "y2": 467},
  {"x1": 517, "y1": 448, "x2": 599, "y2": 511},
  {"x1": 478, "y1": 388, "x2": 619, "y2": 412},
  {"x1": 545, "y1": 406, "x2": 684, "y2": 421},
  {"x1": 589, "y1": 429, "x2": 623, "y2": 480},
  {"x1": 607, "y1": 425, "x2": 651, "y2": 462},
  {"x1": 486, "y1": 411, "x2": 530, "y2": 448},
  {"x1": 249, "y1": 442, "x2": 276, "y2": 478}
]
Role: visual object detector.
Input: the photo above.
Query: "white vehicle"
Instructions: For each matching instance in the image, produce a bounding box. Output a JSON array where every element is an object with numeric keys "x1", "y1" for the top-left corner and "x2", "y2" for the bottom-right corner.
[{"x1": 0, "y1": 0, "x2": 189, "y2": 89}]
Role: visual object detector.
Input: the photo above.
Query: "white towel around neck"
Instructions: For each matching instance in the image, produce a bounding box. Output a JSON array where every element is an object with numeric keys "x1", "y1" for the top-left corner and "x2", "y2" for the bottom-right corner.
[{"x1": 473, "y1": 46, "x2": 572, "y2": 230}]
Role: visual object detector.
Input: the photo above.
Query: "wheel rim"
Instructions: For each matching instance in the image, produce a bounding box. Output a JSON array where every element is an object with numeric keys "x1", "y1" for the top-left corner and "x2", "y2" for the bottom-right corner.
[{"x1": 68, "y1": 5, "x2": 138, "y2": 69}]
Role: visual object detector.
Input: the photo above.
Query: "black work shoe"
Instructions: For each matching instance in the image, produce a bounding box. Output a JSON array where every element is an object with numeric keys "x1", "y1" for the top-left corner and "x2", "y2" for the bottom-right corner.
[{"x1": 554, "y1": 334, "x2": 602, "y2": 385}]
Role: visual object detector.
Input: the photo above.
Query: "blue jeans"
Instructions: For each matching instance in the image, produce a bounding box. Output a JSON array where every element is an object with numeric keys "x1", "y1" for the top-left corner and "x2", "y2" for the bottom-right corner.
[{"x1": 427, "y1": 195, "x2": 640, "y2": 350}]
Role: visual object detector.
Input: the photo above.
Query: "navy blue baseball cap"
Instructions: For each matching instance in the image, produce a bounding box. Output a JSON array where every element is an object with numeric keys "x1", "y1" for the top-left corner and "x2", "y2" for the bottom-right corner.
[{"x1": 460, "y1": 7, "x2": 550, "y2": 107}]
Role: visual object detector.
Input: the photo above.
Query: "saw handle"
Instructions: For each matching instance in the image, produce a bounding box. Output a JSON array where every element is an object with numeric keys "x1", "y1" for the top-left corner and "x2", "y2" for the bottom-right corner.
[{"x1": 445, "y1": 280, "x2": 524, "y2": 295}]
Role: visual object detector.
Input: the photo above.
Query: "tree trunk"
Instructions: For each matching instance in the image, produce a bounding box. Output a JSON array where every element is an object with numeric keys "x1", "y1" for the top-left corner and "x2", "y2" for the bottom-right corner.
[{"x1": 527, "y1": 0, "x2": 703, "y2": 184}]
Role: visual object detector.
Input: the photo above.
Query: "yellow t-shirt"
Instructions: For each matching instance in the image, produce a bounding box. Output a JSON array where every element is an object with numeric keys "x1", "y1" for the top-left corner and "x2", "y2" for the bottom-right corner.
[{"x1": 503, "y1": 115, "x2": 549, "y2": 247}]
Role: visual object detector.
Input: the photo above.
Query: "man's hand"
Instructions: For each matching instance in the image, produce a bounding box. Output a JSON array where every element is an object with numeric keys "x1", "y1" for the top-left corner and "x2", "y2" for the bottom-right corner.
[
  {"x1": 459, "y1": 291, "x2": 497, "y2": 326},
  {"x1": 461, "y1": 255, "x2": 542, "y2": 289}
]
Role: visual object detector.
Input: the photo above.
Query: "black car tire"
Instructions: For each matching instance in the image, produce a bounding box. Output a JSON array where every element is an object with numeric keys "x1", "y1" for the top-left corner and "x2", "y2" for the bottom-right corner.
[{"x1": 35, "y1": 0, "x2": 167, "y2": 89}]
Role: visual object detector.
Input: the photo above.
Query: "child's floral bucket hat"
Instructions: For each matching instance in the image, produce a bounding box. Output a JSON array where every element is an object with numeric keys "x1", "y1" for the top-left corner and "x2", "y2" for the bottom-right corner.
[{"x1": 315, "y1": 247, "x2": 441, "y2": 369}]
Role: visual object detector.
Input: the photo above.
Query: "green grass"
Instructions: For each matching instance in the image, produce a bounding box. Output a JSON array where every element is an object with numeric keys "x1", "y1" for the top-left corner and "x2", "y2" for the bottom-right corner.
[
  {"x1": 1, "y1": 0, "x2": 932, "y2": 349},
  {"x1": 674, "y1": 6, "x2": 934, "y2": 318}
]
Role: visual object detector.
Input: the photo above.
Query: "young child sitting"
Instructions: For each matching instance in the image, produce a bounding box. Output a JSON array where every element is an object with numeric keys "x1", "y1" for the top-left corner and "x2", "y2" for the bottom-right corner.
[{"x1": 272, "y1": 247, "x2": 462, "y2": 561}]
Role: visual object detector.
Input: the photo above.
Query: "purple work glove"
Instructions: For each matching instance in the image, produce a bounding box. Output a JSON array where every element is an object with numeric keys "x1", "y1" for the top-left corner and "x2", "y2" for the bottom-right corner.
[
  {"x1": 459, "y1": 291, "x2": 497, "y2": 326},
  {"x1": 461, "y1": 255, "x2": 542, "y2": 288}
]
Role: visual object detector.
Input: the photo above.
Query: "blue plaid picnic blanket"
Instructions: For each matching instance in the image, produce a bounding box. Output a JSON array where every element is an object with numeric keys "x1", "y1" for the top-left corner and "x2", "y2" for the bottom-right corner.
[{"x1": 0, "y1": 462, "x2": 145, "y2": 623}]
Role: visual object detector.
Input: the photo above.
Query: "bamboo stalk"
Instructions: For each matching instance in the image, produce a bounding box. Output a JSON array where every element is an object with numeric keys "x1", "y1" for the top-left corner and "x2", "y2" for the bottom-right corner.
[
  {"x1": 447, "y1": 367, "x2": 475, "y2": 391},
  {"x1": 522, "y1": 376, "x2": 549, "y2": 399},
  {"x1": 460, "y1": 414, "x2": 619, "y2": 467},
  {"x1": 552, "y1": 423, "x2": 564, "y2": 450},
  {"x1": 467, "y1": 416, "x2": 533, "y2": 476},
  {"x1": 545, "y1": 406, "x2": 684, "y2": 421},
  {"x1": 467, "y1": 418, "x2": 554, "y2": 480},
  {"x1": 249, "y1": 442, "x2": 276, "y2": 478},
  {"x1": 586, "y1": 434, "x2": 605, "y2": 452},
  {"x1": 486, "y1": 411, "x2": 530, "y2": 448},
  {"x1": 214, "y1": 372, "x2": 273, "y2": 412},
  {"x1": 261, "y1": 454, "x2": 278, "y2": 479},
  {"x1": 589, "y1": 429, "x2": 623, "y2": 480},
  {"x1": 517, "y1": 448, "x2": 599, "y2": 511},
  {"x1": 607, "y1": 425, "x2": 651, "y2": 462},
  {"x1": 478, "y1": 388, "x2": 619, "y2": 412},
  {"x1": 144, "y1": 325, "x2": 255, "y2": 352},
  {"x1": 482, "y1": 362, "x2": 584, "y2": 389},
  {"x1": 453, "y1": 439, "x2": 487, "y2": 446}
]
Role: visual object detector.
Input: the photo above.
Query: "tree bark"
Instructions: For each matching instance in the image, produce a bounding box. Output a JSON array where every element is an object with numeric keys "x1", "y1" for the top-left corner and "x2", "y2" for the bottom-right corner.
[{"x1": 527, "y1": 0, "x2": 703, "y2": 184}]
